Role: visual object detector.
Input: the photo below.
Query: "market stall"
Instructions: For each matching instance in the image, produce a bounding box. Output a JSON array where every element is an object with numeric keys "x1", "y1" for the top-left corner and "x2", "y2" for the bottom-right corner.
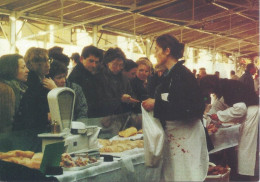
[
  {"x1": 0, "y1": 88, "x2": 233, "y2": 181},
  {"x1": 54, "y1": 148, "x2": 161, "y2": 182}
]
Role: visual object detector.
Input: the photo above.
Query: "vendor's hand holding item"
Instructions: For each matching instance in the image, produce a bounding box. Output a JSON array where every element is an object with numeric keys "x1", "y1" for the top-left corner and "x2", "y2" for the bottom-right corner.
[
  {"x1": 99, "y1": 139, "x2": 144, "y2": 153},
  {"x1": 210, "y1": 114, "x2": 219, "y2": 121},
  {"x1": 207, "y1": 114, "x2": 223, "y2": 134},
  {"x1": 119, "y1": 127, "x2": 138, "y2": 137},
  {"x1": 207, "y1": 123, "x2": 219, "y2": 134},
  {"x1": 0, "y1": 150, "x2": 43, "y2": 169},
  {"x1": 141, "y1": 98, "x2": 155, "y2": 111}
]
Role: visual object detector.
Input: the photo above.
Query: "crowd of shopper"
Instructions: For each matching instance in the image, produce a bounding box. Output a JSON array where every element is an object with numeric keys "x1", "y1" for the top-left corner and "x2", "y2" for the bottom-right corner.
[{"x1": 0, "y1": 33, "x2": 259, "y2": 181}]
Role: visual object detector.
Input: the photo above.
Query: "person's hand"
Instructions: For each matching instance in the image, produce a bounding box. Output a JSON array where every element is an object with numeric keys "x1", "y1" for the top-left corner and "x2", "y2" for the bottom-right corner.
[
  {"x1": 47, "y1": 112, "x2": 52, "y2": 124},
  {"x1": 204, "y1": 104, "x2": 212, "y2": 115},
  {"x1": 142, "y1": 98, "x2": 155, "y2": 111},
  {"x1": 42, "y1": 78, "x2": 57, "y2": 90},
  {"x1": 210, "y1": 114, "x2": 218, "y2": 121},
  {"x1": 210, "y1": 114, "x2": 222, "y2": 126},
  {"x1": 100, "y1": 117, "x2": 112, "y2": 128},
  {"x1": 121, "y1": 94, "x2": 140, "y2": 103}
]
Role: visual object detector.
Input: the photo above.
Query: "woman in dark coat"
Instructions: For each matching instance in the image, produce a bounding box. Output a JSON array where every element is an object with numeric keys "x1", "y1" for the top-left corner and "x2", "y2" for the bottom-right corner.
[
  {"x1": 142, "y1": 34, "x2": 208, "y2": 181},
  {"x1": 99, "y1": 47, "x2": 139, "y2": 116},
  {"x1": 13, "y1": 48, "x2": 55, "y2": 152}
]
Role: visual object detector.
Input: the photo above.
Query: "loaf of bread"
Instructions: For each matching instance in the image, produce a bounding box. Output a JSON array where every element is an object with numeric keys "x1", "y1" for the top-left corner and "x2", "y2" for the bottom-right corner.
[
  {"x1": 17, "y1": 150, "x2": 35, "y2": 158},
  {"x1": 0, "y1": 151, "x2": 17, "y2": 159},
  {"x1": 98, "y1": 139, "x2": 112, "y2": 146},
  {"x1": 137, "y1": 129, "x2": 143, "y2": 134},
  {"x1": 100, "y1": 145, "x2": 123, "y2": 153},
  {"x1": 0, "y1": 150, "x2": 35, "y2": 159},
  {"x1": 0, "y1": 150, "x2": 42, "y2": 169},
  {"x1": 99, "y1": 139, "x2": 144, "y2": 153},
  {"x1": 30, "y1": 153, "x2": 43, "y2": 169},
  {"x1": 119, "y1": 127, "x2": 138, "y2": 137}
]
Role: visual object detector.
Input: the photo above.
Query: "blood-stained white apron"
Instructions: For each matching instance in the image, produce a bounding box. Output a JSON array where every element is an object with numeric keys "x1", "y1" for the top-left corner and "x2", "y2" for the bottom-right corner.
[
  {"x1": 161, "y1": 119, "x2": 209, "y2": 181},
  {"x1": 237, "y1": 105, "x2": 259, "y2": 176}
]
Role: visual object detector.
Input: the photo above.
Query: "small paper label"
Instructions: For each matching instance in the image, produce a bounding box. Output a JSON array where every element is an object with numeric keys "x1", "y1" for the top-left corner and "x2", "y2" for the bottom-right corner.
[{"x1": 161, "y1": 93, "x2": 169, "y2": 101}]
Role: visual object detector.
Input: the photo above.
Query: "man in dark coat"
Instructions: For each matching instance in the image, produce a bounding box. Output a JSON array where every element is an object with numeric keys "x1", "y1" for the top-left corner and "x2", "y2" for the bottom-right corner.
[
  {"x1": 239, "y1": 63, "x2": 256, "y2": 93},
  {"x1": 68, "y1": 45, "x2": 104, "y2": 118}
]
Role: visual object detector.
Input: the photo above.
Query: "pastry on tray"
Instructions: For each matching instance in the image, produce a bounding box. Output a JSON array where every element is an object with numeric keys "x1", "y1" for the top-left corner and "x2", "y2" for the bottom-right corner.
[
  {"x1": 137, "y1": 129, "x2": 143, "y2": 134},
  {"x1": 99, "y1": 139, "x2": 144, "y2": 153},
  {"x1": 118, "y1": 127, "x2": 138, "y2": 137},
  {"x1": 0, "y1": 150, "x2": 34, "y2": 159},
  {"x1": 0, "y1": 150, "x2": 43, "y2": 169},
  {"x1": 60, "y1": 153, "x2": 97, "y2": 168}
]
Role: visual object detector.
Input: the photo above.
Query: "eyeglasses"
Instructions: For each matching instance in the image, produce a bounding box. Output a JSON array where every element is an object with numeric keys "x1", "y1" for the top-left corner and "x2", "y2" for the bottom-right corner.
[{"x1": 36, "y1": 59, "x2": 53, "y2": 66}]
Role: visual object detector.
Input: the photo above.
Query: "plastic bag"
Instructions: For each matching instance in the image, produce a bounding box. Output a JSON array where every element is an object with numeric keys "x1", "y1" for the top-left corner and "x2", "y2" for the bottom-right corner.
[{"x1": 141, "y1": 106, "x2": 165, "y2": 167}]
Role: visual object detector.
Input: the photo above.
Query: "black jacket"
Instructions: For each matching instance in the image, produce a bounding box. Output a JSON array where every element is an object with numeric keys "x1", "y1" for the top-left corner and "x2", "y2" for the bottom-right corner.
[
  {"x1": 131, "y1": 77, "x2": 149, "y2": 101},
  {"x1": 13, "y1": 71, "x2": 50, "y2": 133},
  {"x1": 68, "y1": 64, "x2": 103, "y2": 118},
  {"x1": 12, "y1": 71, "x2": 50, "y2": 152},
  {"x1": 131, "y1": 77, "x2": 149, "y2": 113},
  {"x1": 147, "y1": 73, "x2": 164, "y2": 98},
  {"x1": 99, "y1": 68, "x2": 134, "y2": 116},
  {"x1": 154, "y1": 60, "x2": 205, "y2": 125},
  {"x1": 239, "y1": 70, "x2": 255, "y2": 93}
]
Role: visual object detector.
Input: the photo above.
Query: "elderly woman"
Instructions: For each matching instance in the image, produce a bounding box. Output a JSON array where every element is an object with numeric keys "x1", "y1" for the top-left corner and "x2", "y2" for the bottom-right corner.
[
  {"x1": 100, "y1": 47, "x2": 139, "y2": 116},
  {"x1": 0, "y1": 54, "x2": 29, "y2": 133},
  {"x1": 142, "y1": 34, "x2": 209, "y2": 181},
  {"x1": 48, "y1": 60, "x2": 88, "y2": 120},
  {"x1": 13, "y1": 48, "x2": 55, "y2": 151}
]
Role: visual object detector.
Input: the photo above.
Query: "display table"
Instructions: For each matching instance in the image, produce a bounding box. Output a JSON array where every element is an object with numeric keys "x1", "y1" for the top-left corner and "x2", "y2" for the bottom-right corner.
[
  {"x1": 54, "y1": 149, "x2": 162, "y2": 182},
  {"x1": 209, "y1": 124, "x2": 241, "y2": 154}
]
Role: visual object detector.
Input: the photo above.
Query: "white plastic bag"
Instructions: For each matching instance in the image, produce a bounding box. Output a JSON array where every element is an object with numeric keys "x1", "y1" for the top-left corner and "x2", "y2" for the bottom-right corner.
[{"x1": 141, "y1": 106, "x2": 165, "y2": 167}]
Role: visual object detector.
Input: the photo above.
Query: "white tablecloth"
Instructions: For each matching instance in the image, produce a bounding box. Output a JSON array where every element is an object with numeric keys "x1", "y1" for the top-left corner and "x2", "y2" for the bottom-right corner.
[
  {"x1": 54, "y1": 148, "x2": 162, "y2": 182},
  {"x1": 209, "y1": 124, "x2": 241, "y2": 154}
]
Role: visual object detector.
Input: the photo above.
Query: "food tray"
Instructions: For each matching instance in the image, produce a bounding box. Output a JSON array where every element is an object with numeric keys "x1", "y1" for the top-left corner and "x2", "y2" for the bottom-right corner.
[
  {"x1": 62, "y1": 159, "x2": 102, "y2": 171},
  {"x1": 100, "y1": 148, "x2": 144, "y2": 157},
  {"x1": 110, "y1": 134, "x2": 143, "y2": 141},
  {"x1": 205, "y1": 162, "x2": 231, "y2": 182}
]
